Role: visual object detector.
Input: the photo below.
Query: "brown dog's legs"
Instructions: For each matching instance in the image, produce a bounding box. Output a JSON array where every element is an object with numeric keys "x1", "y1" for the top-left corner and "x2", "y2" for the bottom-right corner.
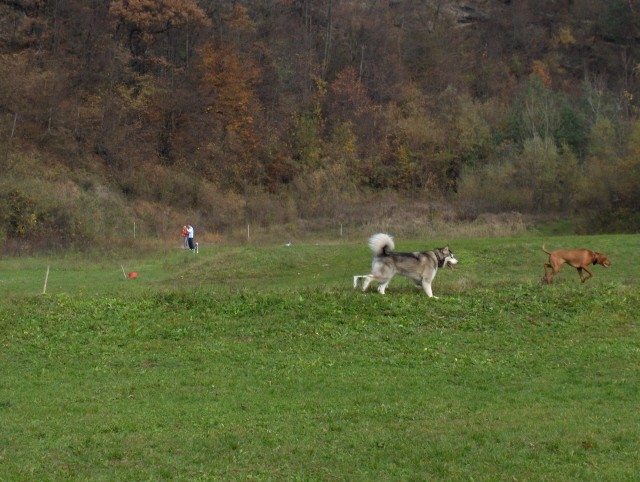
[
  {"x1": 578, "y1": 266, "x2": 593, "y2": 283},
  {"x1": 543, "y1": 262, "x2": 556, "y2": 283}
]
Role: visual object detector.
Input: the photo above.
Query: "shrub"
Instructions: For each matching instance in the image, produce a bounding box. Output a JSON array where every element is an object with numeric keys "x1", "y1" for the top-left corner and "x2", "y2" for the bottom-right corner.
[{"x1": 0, "y1": 174, "x2": 133, "y2": 253}]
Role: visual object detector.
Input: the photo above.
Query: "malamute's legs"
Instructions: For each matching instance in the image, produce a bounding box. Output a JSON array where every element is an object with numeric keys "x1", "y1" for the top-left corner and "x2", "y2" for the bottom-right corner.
[
  {"x1": 361, "y1": 275, "x2": 374, "y2": 291},
  {"x1": 354, "y1": 272, "x2": 394, "y2": 294},
  {"x1": 377, "y1": 278, "x2": 391, "y2": 294},
  {"x1": 421, "y1": 279, "x2": 437, "y2": 298},
  {"x1": 354, "y1": 274, "x2": 391, "y2": 293},
  {"x1": 353, "y1": 274, "x2": 374, "y2": 291}
]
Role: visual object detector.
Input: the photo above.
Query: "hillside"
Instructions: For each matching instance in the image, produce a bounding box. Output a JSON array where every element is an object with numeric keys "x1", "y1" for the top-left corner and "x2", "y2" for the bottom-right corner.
[{"x1": 1, "y1": 0, "x2": 639, "y2": 251}]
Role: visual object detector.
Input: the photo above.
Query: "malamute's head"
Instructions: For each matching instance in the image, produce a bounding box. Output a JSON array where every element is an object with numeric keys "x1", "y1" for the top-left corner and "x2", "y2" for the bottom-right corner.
[{"x1": 440, "y1": 246, "x2": 458, "y2": 270}]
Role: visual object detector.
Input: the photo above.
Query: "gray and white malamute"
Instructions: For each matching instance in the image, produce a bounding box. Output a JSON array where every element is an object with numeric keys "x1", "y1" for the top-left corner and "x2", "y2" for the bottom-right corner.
[{"x1": 353, "y1": 233, "x2": 458, "y2": 298}]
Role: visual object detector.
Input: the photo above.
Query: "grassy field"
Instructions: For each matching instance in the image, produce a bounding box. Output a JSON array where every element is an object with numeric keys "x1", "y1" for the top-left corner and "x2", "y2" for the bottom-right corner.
[{"x1": 1, "y1": 233, "x2": 639, "y2": 480}]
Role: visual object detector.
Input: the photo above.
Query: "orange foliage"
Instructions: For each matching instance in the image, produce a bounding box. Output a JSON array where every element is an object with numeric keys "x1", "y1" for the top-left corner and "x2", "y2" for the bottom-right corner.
[
  {"x1": 329, "y1": 66, "x2": 372, "y2": 120},
  {"x1": 531, "y1": 60, "x2": 552, "y2": 88},
  {"x1": 198, "y1": 42, "x2": 260, "y2": 137},
  {"x1": 198, "y1": 41, "x2": 262, "y2": 183},
  {"x1": 227, "y1": 5, "x2": 256, "y2": 33},
  {"x1": 109, "y1": 0, "x2": 210, "y2": 31}
]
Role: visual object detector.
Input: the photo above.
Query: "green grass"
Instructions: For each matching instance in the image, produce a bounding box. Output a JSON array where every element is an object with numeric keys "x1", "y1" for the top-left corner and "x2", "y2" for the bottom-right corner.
[{"x1": 1, "y1": 234, "x2": 639, "y2": 480}]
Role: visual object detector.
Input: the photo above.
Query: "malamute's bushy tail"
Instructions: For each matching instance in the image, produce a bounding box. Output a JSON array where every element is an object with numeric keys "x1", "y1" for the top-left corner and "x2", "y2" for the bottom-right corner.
[{"x1": 368, "y1": 233, "x2": 395, "y2": 256}]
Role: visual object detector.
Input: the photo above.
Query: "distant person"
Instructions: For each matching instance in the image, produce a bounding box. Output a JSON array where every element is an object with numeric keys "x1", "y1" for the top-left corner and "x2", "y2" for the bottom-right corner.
[
  {"x1": 181, "y1": 225, "x2": 188, "y2": 249},
  {"x1": 187, "y1": 224, "x2": 195, "y2": 252}
]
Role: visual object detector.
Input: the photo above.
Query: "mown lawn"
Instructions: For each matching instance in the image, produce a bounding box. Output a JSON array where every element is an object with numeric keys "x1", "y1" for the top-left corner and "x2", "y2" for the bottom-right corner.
[{"x1": 1, "y1": 234, "x2": 638, "y2": 480}]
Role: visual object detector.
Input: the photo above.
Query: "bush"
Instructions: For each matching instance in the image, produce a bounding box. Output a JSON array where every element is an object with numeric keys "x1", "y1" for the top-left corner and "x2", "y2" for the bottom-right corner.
[
  {"x1": 581, "y1": 207, "x2": 640, "y2": 234},
  {"x1": 0, "y1": 174, "x2": 133, "y2": 253}
]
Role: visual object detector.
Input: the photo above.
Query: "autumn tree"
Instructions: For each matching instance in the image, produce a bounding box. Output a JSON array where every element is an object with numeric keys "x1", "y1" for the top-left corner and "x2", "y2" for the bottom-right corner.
[
  {"x1": 198, "y1": 39, "x2": 262, "y2": 188},
  {"x1": 109, "y1": 0, "x2": 209, "y2": 72},
  {"x1": 106, "y1": 0, "x2": 211, "y2": 165},
  {"x1": 325, "y1": 66, "x2": 375, "y2": 148}
]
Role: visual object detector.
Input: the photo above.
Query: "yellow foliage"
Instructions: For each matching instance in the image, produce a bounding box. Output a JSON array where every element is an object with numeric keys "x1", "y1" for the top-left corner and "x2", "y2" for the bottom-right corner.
[
  {"x1": 555, "y1": 26, "x2": 575, "y2": 46},
  {"x1": 116, "y1": 75, "x2": 156, "y2": 110},
  {"x1": 456, "y1": 96, "x2": 491, "y2": 152}
]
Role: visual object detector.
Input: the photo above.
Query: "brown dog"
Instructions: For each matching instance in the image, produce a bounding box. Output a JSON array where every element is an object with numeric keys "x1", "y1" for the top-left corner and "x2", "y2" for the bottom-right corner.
[{"x1": 542, "y1": 242, "x2": 611, "y2": 283}]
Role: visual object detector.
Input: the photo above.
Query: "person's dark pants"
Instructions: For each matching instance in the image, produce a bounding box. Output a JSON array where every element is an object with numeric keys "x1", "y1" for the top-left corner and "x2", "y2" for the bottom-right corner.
[{"x1": 188, "y1": 238, "x2": 194, "y2": 250}]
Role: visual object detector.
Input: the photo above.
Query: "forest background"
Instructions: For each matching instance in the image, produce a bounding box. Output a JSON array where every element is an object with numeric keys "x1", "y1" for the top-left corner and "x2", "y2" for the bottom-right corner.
[{"x1": 1, "y1": 0, "x2": 639, "y2": 253}]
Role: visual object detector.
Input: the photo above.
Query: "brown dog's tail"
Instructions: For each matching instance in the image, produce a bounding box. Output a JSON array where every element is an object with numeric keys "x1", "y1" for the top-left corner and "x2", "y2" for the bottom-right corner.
[{"x1": 542, "y1": 241, "x2": 552, "y2": 255}]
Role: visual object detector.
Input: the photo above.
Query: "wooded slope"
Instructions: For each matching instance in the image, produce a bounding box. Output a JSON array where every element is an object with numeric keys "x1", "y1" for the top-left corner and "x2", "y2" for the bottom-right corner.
[{"x1": 1, "y1": 0, "x2": 639, "y2": 250}]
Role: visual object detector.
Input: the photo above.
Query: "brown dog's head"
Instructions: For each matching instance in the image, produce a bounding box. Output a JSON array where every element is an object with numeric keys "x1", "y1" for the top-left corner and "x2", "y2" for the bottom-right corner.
[{"x1": 594, "y1": 252, "x2": 611, "y2": 268}]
